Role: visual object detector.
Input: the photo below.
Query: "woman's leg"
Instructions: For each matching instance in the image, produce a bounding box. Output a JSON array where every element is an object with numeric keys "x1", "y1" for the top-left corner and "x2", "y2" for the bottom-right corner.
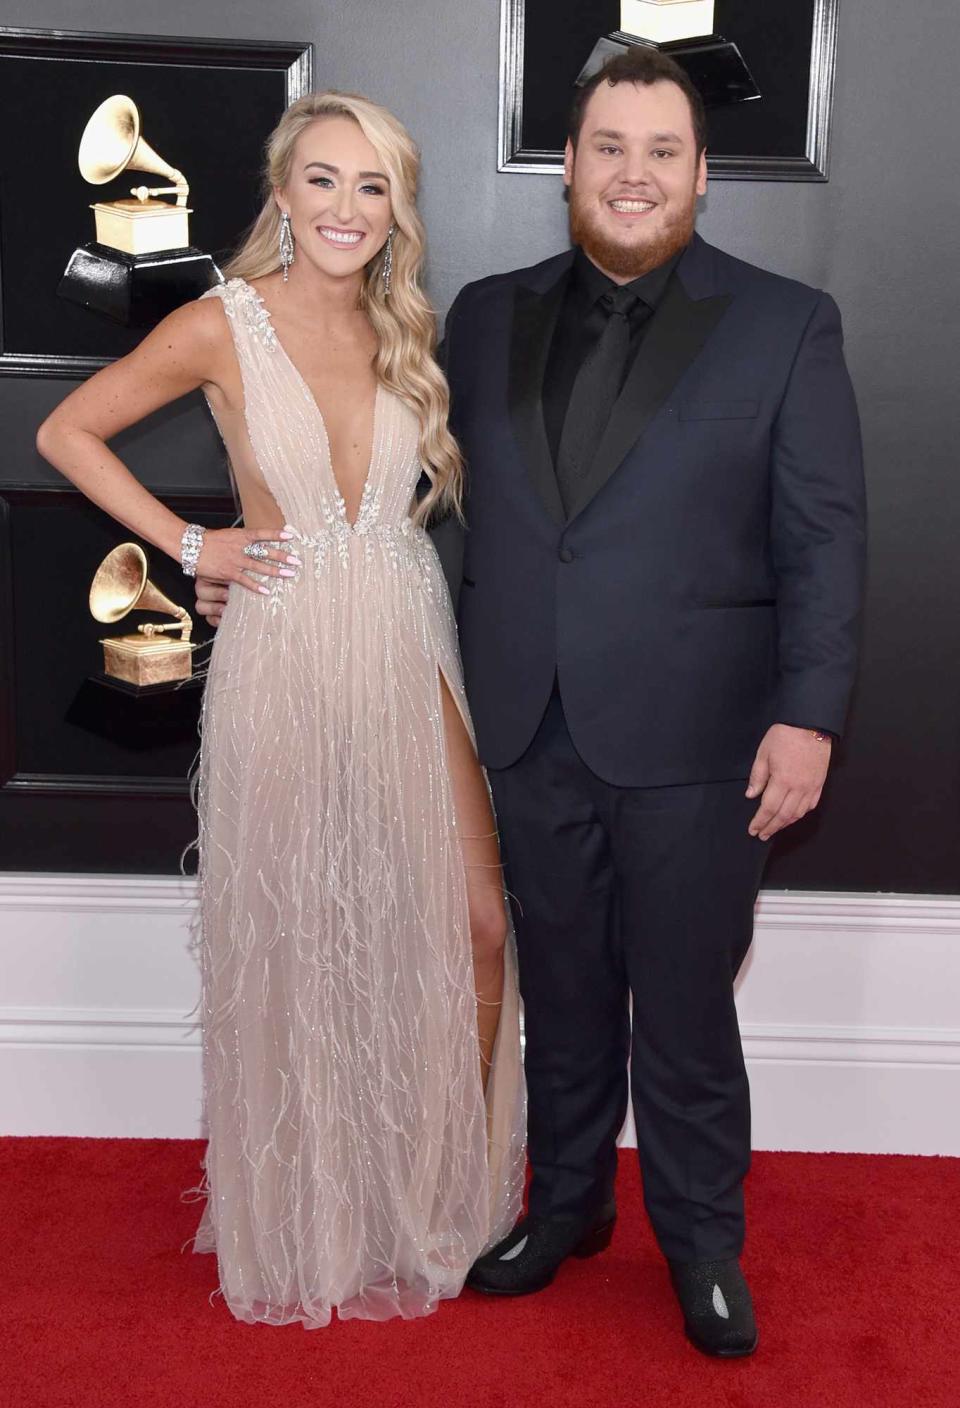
[{"x1": 439, "y1": 673, "x2": 506, "y2": 1091}]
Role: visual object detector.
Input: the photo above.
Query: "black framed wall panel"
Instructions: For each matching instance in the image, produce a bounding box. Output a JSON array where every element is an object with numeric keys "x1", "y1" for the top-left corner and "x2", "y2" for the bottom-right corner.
[
  {"x1": 0, "y1": 27, "x2": 312, "y2": 377},
  {"x1": 499, "y1": 0, "x2": 839, "y2": 178},
  {"x1": 0, "y1": 485, "x2": 234, "y2": 872}
]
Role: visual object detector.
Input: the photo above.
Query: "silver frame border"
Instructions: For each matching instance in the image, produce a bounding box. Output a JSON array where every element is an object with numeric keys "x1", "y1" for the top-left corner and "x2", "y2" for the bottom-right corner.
[{"x1": 498, "y1": 0, "x2": 840, "y2": 181}]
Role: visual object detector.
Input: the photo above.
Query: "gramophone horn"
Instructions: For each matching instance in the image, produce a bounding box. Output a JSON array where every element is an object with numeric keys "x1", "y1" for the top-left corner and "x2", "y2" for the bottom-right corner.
[
  {"x1": 78, "y1": 95, "x2": 188, "y2": 203},
  {"x1": 89, "y1": 542, "x2": 189, "y2": 630}
]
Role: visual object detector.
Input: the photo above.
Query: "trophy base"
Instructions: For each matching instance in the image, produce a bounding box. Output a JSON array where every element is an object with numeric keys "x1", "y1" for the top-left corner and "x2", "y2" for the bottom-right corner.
[
  {"x1": 100, "y1": 634, "x2": 195, "y2": 688},
  {"x1": 66, "y1": 672, "x2": 203, "y2": 751},
  {"x1": 57, "y1": 244, "x2": 222, "y2": 328},
  {"x1": 578, "y1": 32, "x2": 760, "y2": 107}
]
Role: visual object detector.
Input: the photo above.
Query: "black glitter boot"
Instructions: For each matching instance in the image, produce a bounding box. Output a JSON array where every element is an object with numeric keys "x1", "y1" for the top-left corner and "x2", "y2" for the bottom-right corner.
[
  {"x1": 668, "y1": 1257, "x2": 758, "y2": 1357},
  {"x1": 466, "y1": 1203, "x2": 616, "y2": 1296}
]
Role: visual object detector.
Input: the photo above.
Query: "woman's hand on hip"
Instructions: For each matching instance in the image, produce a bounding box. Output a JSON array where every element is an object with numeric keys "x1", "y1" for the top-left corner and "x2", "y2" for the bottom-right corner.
[{"x1": 196, "y1": 527, "x2": 301, "y2": 596}]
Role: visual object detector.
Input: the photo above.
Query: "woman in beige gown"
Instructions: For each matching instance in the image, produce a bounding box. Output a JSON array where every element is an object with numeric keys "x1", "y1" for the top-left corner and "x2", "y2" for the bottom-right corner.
[{"x1": 36, "y1": 92, "x2": 525, "y2": 1328}]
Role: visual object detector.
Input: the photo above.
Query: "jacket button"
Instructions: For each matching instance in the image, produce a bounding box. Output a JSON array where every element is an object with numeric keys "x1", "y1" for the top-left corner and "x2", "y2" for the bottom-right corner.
[{"x1": 559, "y1": 547, "x2": 575, "y2": 563}]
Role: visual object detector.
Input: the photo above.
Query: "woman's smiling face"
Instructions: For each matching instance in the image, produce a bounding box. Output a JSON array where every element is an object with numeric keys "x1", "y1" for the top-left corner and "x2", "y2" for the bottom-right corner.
[{"x1": 276, "y1": 115, "x2": 394, "y2": 281}]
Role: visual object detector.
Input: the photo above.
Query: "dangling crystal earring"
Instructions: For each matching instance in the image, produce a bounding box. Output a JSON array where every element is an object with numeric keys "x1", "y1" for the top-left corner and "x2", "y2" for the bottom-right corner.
[
  {"x1": 279, "y1": 212, "x2": 295, "y2": 282},
  {"x1": 382, "y1": 225, "x2": 395, "y2": 296}
]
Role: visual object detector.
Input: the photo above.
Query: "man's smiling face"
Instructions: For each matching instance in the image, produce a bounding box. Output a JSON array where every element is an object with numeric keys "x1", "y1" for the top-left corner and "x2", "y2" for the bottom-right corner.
[{"x1": 565, "y1": 77, "x2": 707, "y2": 282}]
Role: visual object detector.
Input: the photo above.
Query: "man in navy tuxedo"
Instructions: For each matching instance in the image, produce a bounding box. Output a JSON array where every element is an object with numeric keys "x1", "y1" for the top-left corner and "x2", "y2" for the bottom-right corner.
[{"x1": 447, "y1": 49, "x2": 865, "y2": 1355}]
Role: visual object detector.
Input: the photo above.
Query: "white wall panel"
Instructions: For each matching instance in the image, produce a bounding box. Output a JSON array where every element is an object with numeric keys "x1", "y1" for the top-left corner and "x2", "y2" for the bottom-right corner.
[{"x1": 1, "y1": 876, "x2": 958, "y2": 1152}]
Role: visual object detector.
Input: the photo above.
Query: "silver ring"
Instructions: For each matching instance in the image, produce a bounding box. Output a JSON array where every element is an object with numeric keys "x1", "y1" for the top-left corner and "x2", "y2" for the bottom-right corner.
[{"x1": 243, "y1": 541, "x2": 270, "y2": 561}]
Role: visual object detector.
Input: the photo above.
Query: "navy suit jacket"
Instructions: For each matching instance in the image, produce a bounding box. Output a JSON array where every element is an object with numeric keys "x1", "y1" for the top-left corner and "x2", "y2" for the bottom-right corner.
[{"x1": 442, "y1": 234, "x2": 866, "y2": 787}]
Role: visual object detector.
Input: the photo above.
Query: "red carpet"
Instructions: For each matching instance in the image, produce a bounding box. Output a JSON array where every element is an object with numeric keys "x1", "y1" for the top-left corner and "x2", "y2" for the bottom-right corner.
[{"x1": 3, "y1": 1139, "x2": 956, "y2": 1408}]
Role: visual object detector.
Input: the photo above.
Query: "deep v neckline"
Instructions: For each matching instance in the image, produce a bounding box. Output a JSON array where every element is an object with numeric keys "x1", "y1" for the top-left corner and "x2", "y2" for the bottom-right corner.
[{"x1": 242, "y1": 279, "x2": 380, "y2": 529}]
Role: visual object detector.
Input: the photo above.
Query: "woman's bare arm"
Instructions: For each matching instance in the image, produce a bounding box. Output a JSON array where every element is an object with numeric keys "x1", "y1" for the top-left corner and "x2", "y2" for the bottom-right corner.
[{"x1": 35, "y1": 299, "x2": 297, "y2": 590}]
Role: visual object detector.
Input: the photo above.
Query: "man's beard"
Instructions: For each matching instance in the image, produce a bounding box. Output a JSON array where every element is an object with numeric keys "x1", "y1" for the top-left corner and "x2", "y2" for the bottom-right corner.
[{"x1": 568, "y1": 183, "x2": 697, "y2": 280}]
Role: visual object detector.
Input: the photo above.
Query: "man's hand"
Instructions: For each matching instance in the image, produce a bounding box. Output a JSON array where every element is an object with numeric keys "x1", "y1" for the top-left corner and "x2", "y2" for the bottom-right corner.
[
  {"x1": 746, "y1": 724, "x2": 832, "y2": 841},
  {"x1": 195, "y1": 575, "x2": 230, "y2": 629}
]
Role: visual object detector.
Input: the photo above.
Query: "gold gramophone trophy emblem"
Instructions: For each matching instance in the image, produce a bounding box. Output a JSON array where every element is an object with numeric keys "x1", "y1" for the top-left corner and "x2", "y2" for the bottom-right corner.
[
  {"x1": 59, "y1": 95, "x2": 221, "y2": 327},
  {"x1": 579, "y1": 1, "x2": 759, "y2": 108},
  {"x1": 79, "y1": 94, "x2": 193, "y2": 256},
  {"x1": 89, "y1": 543, "x2": 194, "y2": 688}
]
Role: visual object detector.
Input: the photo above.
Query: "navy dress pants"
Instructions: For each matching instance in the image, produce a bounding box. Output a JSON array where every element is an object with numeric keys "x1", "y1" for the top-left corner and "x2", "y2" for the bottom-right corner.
[{"x1": 487, "y1": 688, "x2": 771, "y2": 1264}]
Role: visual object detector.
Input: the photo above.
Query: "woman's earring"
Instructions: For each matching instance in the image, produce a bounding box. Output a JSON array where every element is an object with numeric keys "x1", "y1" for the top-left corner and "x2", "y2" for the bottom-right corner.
[
  {"x1": 279, "y1": 212, "x2": 295, "y2": 282},
  {"x1": 382, "y1": 225, "x2": 395, "y2": 296}
]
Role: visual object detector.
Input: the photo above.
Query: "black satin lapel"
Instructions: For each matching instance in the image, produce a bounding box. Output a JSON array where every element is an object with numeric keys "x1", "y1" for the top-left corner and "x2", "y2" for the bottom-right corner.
[
  {"x1": 566, "y1": 279, "x2": 732, "y2": 522},
  {"x1": 508, "y1": 279, "x2": 568, "y2": 525}
]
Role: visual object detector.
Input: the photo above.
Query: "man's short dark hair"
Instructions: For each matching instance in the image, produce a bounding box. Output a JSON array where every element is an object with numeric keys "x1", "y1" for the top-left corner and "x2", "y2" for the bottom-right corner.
[{"x1": 569, "y1": 48, "x2": 708, "y2": 157}]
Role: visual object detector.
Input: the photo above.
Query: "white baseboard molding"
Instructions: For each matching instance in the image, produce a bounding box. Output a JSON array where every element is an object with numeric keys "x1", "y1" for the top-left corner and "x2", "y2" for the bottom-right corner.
[{"x1": 1, "y1": 876, "x2": 958, "y2": 1152}]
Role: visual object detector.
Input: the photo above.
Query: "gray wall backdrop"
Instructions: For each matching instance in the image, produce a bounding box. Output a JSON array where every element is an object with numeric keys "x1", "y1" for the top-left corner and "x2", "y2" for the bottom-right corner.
[{"x1": 3, "y1": 1, "x2": 958, "y2": 892}]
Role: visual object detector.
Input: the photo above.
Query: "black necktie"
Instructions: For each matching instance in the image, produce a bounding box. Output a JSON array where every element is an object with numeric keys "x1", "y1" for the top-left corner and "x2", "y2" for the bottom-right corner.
[{"x1": 555, "y1": 286, "x2": 650, "y2": 517}]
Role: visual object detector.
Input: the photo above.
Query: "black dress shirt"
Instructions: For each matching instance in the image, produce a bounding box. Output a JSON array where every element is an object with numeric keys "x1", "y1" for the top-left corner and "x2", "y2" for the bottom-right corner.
[{"x1": 542, "y1": 245, "x2": 682, "y2": 466}]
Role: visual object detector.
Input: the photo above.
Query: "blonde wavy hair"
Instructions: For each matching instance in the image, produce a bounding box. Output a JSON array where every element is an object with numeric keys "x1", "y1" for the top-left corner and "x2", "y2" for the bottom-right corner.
[{"x1": 224, "y1": 91, "x2": 462, "y2": 525}]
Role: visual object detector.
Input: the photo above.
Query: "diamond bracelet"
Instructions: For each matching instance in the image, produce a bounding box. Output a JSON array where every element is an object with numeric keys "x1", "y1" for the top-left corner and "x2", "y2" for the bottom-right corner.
[{"x1": 180, "y1": 523, "x2": 206, "y2": 577}]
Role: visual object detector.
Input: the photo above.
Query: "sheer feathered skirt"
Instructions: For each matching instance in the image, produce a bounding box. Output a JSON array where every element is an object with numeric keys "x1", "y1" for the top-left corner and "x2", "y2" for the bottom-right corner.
[{"x1": 193, "y1": 529, "x2": 525, "y2": 1327}]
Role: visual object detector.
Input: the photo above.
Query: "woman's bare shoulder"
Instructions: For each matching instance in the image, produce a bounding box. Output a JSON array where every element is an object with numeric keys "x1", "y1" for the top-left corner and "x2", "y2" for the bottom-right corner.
[
  {"x1": 36, "y1": 286, "x2": 242, "y2": 441},
  {"x1": 165, "y1": 288, "x2": 231, "y2": 345},
  {"x1": 132, "y1": 289, "x2": 238, "y2": 385}
]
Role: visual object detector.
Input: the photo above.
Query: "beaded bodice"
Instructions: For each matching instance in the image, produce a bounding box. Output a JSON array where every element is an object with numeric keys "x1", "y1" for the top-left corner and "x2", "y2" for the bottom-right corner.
[{"x1": 202, "y1": 278, "x2": 425, "y2": 555}]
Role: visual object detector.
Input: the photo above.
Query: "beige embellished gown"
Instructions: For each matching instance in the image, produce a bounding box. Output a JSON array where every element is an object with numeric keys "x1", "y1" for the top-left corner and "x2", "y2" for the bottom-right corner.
[{"x1": 192, "y1": 278, "x2": 525, "y2": 1328}]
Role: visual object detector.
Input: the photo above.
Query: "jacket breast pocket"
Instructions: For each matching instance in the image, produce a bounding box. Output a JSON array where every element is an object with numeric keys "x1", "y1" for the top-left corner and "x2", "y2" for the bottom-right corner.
[
  {"x1": 695, "y1": 598, "x2": 776, "y2": 610},
  {"x1": 679, "y1": 399, "x2": 760, "y2": 421}
]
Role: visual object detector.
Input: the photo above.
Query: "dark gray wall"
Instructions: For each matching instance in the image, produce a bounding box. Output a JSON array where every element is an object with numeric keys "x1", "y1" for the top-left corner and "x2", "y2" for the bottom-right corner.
[{"x1": 3, "y1": 1, "x2": 959, "y2": 891}]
